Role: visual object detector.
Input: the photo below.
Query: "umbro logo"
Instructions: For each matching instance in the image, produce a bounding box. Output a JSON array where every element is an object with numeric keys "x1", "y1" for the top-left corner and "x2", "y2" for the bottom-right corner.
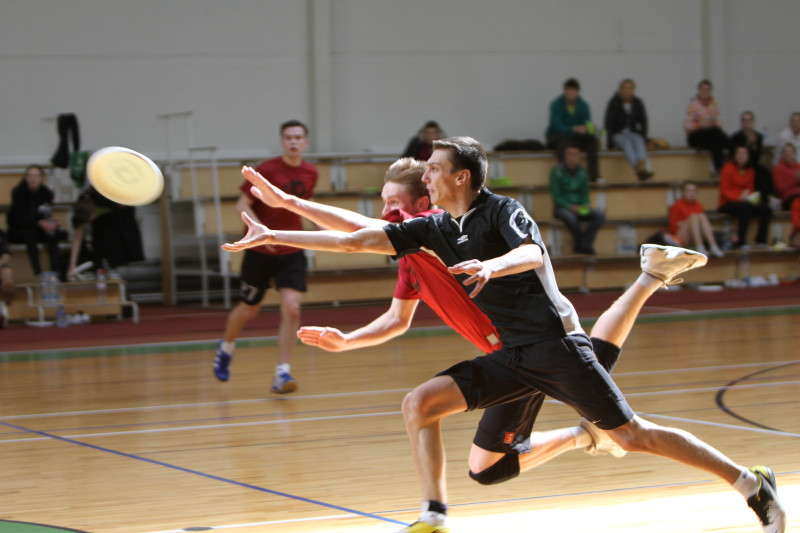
[{"x1": 457, "y1": 235, "x2": 469, "y2": 245}]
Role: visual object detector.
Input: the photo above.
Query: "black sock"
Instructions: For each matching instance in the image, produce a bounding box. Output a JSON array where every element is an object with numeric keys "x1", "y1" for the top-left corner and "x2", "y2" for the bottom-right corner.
[{"x1": 427, "y1": 500, "x2": 447, "y2": 515}]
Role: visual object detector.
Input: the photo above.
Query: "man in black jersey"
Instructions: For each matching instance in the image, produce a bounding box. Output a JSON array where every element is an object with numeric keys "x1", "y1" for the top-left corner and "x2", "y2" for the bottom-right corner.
[{"x1": 223, "y1": 137, "x2": 785, "y2": 533}]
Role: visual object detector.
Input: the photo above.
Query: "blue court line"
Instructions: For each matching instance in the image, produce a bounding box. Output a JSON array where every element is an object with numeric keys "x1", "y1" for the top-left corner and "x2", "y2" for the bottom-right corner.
[{"x1": 0, "y1": 419, "x2": 407, "y2": 528}]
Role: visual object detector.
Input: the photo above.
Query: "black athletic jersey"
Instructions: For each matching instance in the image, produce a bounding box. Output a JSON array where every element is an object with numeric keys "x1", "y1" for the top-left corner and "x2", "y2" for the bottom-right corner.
[{"x1": 384, "y1": 188, "x2": 583, "y2": 347}]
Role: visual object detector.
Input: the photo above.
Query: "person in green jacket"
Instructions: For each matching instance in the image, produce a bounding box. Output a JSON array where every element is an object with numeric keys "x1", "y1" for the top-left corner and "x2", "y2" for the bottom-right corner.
[
  {"x1": 546, "y1": 78, "x2": 600, "y2": 182},
  {"x1": 550, "y1": 143, "x2": 605, "y2": 254}
]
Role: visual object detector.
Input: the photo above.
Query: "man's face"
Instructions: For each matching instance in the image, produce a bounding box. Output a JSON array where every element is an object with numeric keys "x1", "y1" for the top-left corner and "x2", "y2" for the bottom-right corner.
[
  {"x1": 422, "y1": 126, "x2": 440, "y2": 144},
  {"x1": 782, "y1": 144, "x2": 797, "y2": 163},
  {"x1": 564, "y1": 87, "x2": 579, "y2": 104},
  {"x1": 564, "y1": 147, "x2": 581, "y2": 170},
  {"x1": 24, "y1": 168, "x2": 43, "y2": 191},
  {"x1": 790, "y1": 114, "x2": 800, "y2": 135},
  {"x1": 381, "y1": 181, "x2": 421, "y2": 217},
  {"x1": 422, "y1": 149, "x2": 460, "y2": 207},
  {"x1": 740, "y1": 113, "x2": 755, "y2": 131},
  {"x1": 619, "y1": 82, "x2": 635, "y2": 101},
  {"x1": 280, "y1": 126, "x2": 308, "y2": 158}
]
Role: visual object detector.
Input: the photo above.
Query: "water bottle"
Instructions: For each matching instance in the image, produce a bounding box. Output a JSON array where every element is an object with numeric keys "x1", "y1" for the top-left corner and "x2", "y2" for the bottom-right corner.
[
  {"x1": 56, "y1": 305, "x2": 68, "y2": 328},
  {"x1": 96, "y1": 269, "x2": 107, "y2": 304},
  {"x1": 39, "y1": 271, "x2": 60, "y2": 307}
]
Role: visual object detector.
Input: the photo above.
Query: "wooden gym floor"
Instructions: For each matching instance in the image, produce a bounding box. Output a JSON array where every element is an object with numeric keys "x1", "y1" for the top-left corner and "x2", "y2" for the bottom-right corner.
[{"x1": 0, "y1": 300, "x2": 798, "y2": 532}]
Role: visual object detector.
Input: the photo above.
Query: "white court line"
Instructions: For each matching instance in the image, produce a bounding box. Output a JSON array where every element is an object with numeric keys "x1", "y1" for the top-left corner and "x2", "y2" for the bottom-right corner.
[
  {"x1": 143, "y1": 513, "x2": 358, "y2": 533},
  {"x1": 639, "y1": 412, "x2": 800, "y2": 438}
]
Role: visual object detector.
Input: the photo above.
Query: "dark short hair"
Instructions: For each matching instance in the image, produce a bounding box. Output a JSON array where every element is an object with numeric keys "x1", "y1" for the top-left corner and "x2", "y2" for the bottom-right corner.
[
  {"x1": 423, "y1": 120, "x2": 441, "y2": 130},
  {"x1": 280, "y1": 120, "x2": 308, "y2": 136},
  {"x1": 24, "y1": 164, "x2": 46, "y2": 178},
  {"x1": 563, "y1": 78, "x2": 580, "y2": 90},
  {"x1": 432, "y1": 136, "x2": 488, "y2": 191},
  {"x1": 698, "y1": 79, "x2": 713, "y2": 89}
]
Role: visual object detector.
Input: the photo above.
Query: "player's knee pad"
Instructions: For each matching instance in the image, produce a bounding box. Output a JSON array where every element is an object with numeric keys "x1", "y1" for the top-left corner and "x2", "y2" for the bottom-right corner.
[{"x1": 468, "y1": 453, "x2": 520, "y2": 485}]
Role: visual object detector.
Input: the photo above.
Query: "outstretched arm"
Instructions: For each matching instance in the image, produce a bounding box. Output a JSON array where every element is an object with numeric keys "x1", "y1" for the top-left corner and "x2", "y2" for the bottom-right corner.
[
  {"x1": 242, "y1": 166, "x2": 385, "y2": 232},
  {"x1": 297, "y1": 298, "x2": 419, "y2": 352},
  {"x1": 448, "y1": 241, "x2": 542, "y2": 298},
  {"x1": 222, "y1": 212, "x2": 397, "y2": 255}
]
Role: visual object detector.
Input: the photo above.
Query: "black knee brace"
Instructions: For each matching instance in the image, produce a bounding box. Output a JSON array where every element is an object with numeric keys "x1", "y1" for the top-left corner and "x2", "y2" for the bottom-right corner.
[{"x1": 468, "y1": 453, "x2": 521, "y2": 485}]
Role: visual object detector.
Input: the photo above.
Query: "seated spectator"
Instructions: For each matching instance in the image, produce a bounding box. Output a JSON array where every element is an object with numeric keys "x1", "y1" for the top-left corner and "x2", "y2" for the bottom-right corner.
[
  {"x1": 603, "y1": 78, "x2": 653, "y2": 180},
  {"x1": 546, "y1": 78, "x2": 600, "y2": 182},
  {"x1": 66, "y1": 186, "x2": 145, "y2": 279},
  {"x1": 0, "y1": 228, "x2": 15, "y2": 306},
  {"x1": 6, "y1": 165, "x2": 64, "y2": 276},
  {"x1": 685, "y1": 79, "x2": 729, "y2": 174},
  {"x1": 730, "y1": 111, "x2": 777, "y2": 207},
  {"x1": 790, "y1": 197, "x2": 800, "y2": 249},
  {"x1": 718, "y1": 145, "x2": 772, "y2": 249},
  {"x1": 772, "y1": 143, "x2": 800, "y2": 210},
  {"x1": 402, "y1": 120, "x2": 444, "y2": 161},
  {"x1": 774, "y1": 112, "x2": 800, "y2": 164},
  {"x1": 550, "y1": 143, "x2": 605, "y2": 254},
  {"x1": 669, "y1": 182, "x2": 724, "y2": 257}
]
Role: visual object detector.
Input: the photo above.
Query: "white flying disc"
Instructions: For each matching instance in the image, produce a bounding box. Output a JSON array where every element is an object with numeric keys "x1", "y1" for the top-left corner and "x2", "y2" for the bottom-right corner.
[{"x1": 87, "y1": 146, "x2": 164, "y2": 206}]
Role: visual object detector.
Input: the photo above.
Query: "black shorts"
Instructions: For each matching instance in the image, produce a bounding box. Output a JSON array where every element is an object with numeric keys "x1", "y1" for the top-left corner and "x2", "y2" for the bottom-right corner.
[
  {"x1": 238, "y1": 249, "x2": 307, "y2": 305},
  {"x1": 438, "y1": 334, "x2": 633, "y2": 454}
]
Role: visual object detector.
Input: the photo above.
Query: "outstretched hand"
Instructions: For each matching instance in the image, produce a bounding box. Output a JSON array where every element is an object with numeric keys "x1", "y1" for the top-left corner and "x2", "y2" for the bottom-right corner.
[
  {"x1": 241, "y1": 166, "x2": 288, "y2": 208},
  {"x1": 448, "y1": 259, "x2": 495, "y2": 298},
  {"x1": 221, "y1": 212, "x2": 274, "y2": 252},
  {"x1": 297, "y1": 326, "x2": 347, "y2": 352}
]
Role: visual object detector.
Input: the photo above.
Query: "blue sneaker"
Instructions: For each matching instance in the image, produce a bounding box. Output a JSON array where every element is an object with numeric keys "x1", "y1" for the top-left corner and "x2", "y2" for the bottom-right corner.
[
  {"x1": 271, "y1": 372, "x2": 297, "y2": 394},
  {"x1": 213, "y1": 341, "x2": 232, "y2": 382}
]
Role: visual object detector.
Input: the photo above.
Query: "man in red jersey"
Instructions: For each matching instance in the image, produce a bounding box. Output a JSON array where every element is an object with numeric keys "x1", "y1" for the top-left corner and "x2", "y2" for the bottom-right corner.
[
  {"x1": 238, "y1": 157, "x2": 705, "y2": 475},
  {"x1": 214, "y1": 120, "x2": 318, "y2": 394}
]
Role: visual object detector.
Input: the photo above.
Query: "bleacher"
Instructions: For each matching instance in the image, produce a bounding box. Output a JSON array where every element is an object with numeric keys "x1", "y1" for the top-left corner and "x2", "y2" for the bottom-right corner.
[{"x1": 168, "y1": 148, "x2": 798, "y2": 306}]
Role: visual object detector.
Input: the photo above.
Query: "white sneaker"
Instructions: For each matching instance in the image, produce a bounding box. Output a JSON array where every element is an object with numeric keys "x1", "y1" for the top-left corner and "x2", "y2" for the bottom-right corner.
[
  {"x1": 579, "y1": 418, "x2": 626, "y2": 458},
  {"x1": 710, "y1": 244, "x2": 725, "y2": 258},
  {"x1": 640, "y1": 244, "x2": 708, "y2": 287}
]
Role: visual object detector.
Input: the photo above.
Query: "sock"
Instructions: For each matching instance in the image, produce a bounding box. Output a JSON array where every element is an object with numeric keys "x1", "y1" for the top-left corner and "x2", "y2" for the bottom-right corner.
[
  {"x1": 221, "y1": 341, "x2": 235, "y2": 354},
  {"x1": 276, "y1": 362, "x2": 291, "y2": 376},
  {"x1": 732, "y1": 468, "x2": 760, "y2": 498},
  {"x1": 636, "y1": 272, "x2": 662, "y2": 291},
  {"x1": 571, "y1": 426, "x2": 593, "y2": 448},
  {"x1": 420, "y1": 500, "x2": 447, "y2": 525}
]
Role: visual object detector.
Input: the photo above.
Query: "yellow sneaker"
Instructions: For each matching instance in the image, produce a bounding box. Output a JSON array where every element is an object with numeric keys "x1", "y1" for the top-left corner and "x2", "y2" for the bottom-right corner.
[{"x1": 396, "y1": 521, "x2": 450, "y2": 533}]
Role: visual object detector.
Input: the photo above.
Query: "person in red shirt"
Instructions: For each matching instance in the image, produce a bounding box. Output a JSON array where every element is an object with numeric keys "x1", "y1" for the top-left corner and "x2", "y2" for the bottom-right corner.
[
  {"x1": 772, "y1": 143, "x2": 800, "y2": 211},
  {"x1": 236, "y1": 158, "x2": 712, "y2": 525},
  {"x1": 213, "y1": 120, "x2": 318, "y2": 393},
  {"x1": 791, "y1": 197, "x2": 800, "y2": 249},
  {"x1": 718, "y1": 145, "x2": 772, "y2": 248},
  {"x1": 669, "y1": 182, "x2": 724, "y2": 257}
]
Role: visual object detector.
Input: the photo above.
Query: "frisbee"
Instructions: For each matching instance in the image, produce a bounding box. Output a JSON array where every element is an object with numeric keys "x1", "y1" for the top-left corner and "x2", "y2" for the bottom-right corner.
[{"x1": 87, "y1": 146, "x2": 164, "y2": 206}]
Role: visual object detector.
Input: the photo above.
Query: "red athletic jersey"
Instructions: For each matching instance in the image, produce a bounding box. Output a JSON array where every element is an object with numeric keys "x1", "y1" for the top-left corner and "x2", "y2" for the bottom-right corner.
[
  {"x1": 243, "y1": 157, "x2": 318, "y2": 255},
  {"x1": 669, "y1": 197, "x2": 706, "y2": 235},
  {"x1": 385, "y1": 208, "x2": 502, "y2": 353}
]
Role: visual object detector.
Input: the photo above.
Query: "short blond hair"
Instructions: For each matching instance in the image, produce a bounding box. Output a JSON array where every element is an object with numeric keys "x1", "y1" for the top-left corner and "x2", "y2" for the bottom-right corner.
[{"x1": 384, "y1": 157, "x2": 429, "y2": 201}]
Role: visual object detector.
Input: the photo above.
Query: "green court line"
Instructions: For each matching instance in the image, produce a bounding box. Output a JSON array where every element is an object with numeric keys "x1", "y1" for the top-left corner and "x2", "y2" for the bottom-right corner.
[{"x1": 2, "y1": 304, "x2": 798, "y2": 363}]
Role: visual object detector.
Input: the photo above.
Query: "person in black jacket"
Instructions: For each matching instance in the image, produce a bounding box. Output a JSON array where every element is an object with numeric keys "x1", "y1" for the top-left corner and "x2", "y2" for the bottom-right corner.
[
  {"x1": 6, "y1": 165, "x2": 63, "y2": 276},
  {"x1": 604, "y1": 79, "x2": 653, "y2": 180},
  {"x1": 402, "y1": 120, "x2": 444, "y2": 161}
]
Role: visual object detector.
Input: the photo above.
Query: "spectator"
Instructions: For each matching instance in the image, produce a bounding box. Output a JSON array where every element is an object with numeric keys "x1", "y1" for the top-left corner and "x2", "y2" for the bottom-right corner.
[
  {"x1": 6, "y1": 165, "x2": 64, "y2": 276},
  {"x1": 773, "y1": 112, "x2": 800, "y2": 164},
  {"x1": 0, "y1": 228, "x2": 15, "y2": 306},
  {"x1": 730, "y1": 111, "x2": 777, "y2": 208},
  {"x1": 669, "y1": 182, "x2": 724, "y2": 257},
  {"x1": 402, "y1": 120, "x2": 444, "y2": 161},
  {"x1": 66, "y1": 186, "x2": 145, "y2": 279},
  {"x1": 772, "y1": 143, "x2": 800, "y2": 210},
  {"x1": 550, "y1": 143, "x2": 605, "y2": 254},
  {"x1": 213, "y1": 120, "x2": 319, "y2": 394},
  {"x1": 685, "y1": 80, "x2": 729, "y2": 174},
  {"x1": 718, "y1": 145, "x2": 772, "y2": 249},
  {"x1": 546, "y1": 78, "x2": 600, "y2": 182},
  {"x1": 603, "y1": 78, "x2": 653, "y2": 180}
]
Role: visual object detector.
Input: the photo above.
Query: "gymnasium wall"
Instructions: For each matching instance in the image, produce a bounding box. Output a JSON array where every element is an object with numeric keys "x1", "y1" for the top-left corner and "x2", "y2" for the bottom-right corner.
[{"x1": 1, "y1": 0, "x2": 798, "y2": 165}]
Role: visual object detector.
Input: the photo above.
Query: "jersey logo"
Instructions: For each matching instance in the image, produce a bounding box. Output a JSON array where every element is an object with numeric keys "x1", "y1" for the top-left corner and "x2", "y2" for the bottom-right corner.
[
  {"x1": 509, "y1": 208, "x2": 534, "y2": 239},
  {"x1": 503, "y1": 432, "x2": 515, "y2": 444},
  {"x1": 457, "y1": 234, "x2": 469, "y2": 245}
]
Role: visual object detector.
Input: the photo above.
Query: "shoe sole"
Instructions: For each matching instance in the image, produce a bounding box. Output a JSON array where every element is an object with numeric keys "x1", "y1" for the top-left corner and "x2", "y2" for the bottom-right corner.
[{"x1": 272, "y1": 381, "x2": 298, "y2": 394}]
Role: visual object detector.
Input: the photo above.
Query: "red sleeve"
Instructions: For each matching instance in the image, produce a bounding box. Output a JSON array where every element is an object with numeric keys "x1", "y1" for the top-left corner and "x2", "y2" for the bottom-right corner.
[
  {"x1": 393, "y1": 258, "x2": 421, "y2": 300},
  {"x1": 792, "y1": 198, "x2": 800, "y2": 233},
  {"x1": 718, "y1": 164, "x2": 741, "y2": 206}
]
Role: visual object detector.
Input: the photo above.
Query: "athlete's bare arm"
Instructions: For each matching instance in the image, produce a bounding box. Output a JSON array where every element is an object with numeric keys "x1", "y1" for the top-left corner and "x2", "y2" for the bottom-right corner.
[
  {"x1": 242, "y1": 166, "x2": 385, "y2": 232},
  {"x1": 448, "y1": 240, "x2": 543, "y2": 297}
]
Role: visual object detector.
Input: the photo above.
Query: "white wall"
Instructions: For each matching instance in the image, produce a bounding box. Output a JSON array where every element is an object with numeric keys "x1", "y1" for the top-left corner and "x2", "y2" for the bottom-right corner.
[{"x1": 1, "y1": 0, "x2": 798, "y2": 166}]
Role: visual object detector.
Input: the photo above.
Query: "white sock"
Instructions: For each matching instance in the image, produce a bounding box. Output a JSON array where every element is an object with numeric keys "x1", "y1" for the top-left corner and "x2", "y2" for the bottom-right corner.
[
  {"x1": 570, "y1": 426, "x2": 593, "y2": 449},
  {"x1": 732, "y1": 468, "x2": 760, "y2": 498},
  {"x1": 276, "y1": 362, "x2": 291, "y2": 376},
  {"x1": 221, "y1": 341, "x2": 235, "y2": 354},
  {"x1": 636, "y1": 272, "x2": 662, "y2": 291}
]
